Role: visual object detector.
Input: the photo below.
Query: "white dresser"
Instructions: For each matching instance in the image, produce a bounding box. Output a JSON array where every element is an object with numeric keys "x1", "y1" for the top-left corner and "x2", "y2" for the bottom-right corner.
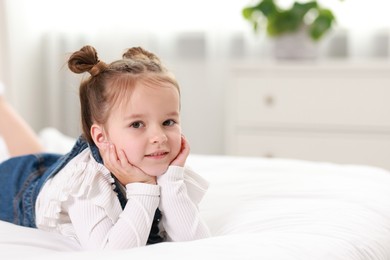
[{"x1": 225, "y1": 60, "x2": 390, "y2": 170}]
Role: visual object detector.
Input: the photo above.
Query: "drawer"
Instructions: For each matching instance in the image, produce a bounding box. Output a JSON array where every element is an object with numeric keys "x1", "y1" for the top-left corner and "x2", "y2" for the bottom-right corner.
[
  {"x1": 231, "y1": 131, "x2": 390, "y2": 170},
  {"x1": 233, "y1": 76, "x2": 390, "y2": 129}
]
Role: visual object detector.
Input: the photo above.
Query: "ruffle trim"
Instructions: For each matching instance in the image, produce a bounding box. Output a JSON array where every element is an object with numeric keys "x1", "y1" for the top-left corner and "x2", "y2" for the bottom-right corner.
[{"x1": 36, "y1": 149, "x2": 122, "y2": 230}]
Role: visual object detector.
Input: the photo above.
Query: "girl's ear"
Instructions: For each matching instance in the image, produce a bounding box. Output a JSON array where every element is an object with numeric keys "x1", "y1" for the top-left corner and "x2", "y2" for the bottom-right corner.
[{"x1": 90, "y1": 124, "x2": 107, "y2": 149}]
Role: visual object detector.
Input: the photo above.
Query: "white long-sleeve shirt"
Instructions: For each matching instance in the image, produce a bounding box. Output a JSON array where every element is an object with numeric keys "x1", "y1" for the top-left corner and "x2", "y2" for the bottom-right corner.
[{"x1": 35, "y1": 149, "x2": 210, "y2": 250}]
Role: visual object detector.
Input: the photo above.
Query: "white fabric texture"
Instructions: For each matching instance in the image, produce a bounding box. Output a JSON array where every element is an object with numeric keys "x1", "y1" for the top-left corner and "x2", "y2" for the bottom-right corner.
[
  {"x1": 1, "y1": 128, "x2": 390, "y2": 259},
  {"x1": 35, "y1": 147, "x2": 209, "y2": 250},
  {"x1": 38, "y1": 127, "x2": 76, "y2": 154},
  {"x1": 158, "y1": 166, "x2": 210, "y2": 241},
  {"x1": 0, "y1": 81, "x2": 4, "y2": 96},
  {"x1": 0, "y1": 83, "x2": 8, "y2": 162},
  {"x1": 0, "y1": 136, "x2": 9, "y2": 162}
]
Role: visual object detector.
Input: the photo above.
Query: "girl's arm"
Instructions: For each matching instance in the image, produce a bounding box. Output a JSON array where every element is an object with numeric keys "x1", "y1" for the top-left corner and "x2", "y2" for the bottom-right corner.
[
  {"x1": 157, "y1": 136, "x2": 210, "y2": 241},
  {"x1": 157, "y1": 166, "x2": 211, "y2": 241},
  {"x1": 66, "y1": 181, "x2": 159, "y2": 250},
  {"x1": 62, "y1": 144, "x2": 160, "y2": 250}
]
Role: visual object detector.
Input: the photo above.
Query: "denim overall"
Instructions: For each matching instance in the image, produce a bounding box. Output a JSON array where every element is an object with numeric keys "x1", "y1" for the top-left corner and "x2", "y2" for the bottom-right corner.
[{"x1": 0, "y1": 136, "x2": 163, "y2": 244}]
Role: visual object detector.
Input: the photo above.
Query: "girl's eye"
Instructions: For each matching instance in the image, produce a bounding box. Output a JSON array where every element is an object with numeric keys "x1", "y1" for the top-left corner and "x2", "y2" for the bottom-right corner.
[
  {"x1": 163, "y1": 119, "x2": 176, "y2": 126},
  {"x1": 130, "y1": 121, "x2": 144, "y2": 128}
]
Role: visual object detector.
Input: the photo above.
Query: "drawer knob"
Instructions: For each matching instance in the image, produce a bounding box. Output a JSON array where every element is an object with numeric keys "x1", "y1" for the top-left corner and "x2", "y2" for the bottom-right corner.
[{"x1": 264, "y1": 95, "x2": 275, "y2": 106}]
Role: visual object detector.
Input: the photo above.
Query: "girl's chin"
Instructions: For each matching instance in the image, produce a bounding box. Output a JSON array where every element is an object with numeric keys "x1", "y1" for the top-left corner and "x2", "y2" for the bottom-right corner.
[
  {"x1": 144, "y1": 166, "x2": 169, "y2": 177},
  {"x1": 147, "y1": 171, "x2": 165, "y2": 177}
]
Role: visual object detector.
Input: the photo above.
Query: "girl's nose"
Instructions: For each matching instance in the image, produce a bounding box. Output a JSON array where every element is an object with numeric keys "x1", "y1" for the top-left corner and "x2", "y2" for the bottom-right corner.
[{"x1": 150, "y1": 127, "x2": 168, "y2": 144}]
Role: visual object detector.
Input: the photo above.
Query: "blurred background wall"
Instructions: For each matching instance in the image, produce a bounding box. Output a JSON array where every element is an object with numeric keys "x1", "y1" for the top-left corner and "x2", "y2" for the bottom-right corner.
[{"x1": 0, "y1": 0, "x2": 389, "y2": 155}]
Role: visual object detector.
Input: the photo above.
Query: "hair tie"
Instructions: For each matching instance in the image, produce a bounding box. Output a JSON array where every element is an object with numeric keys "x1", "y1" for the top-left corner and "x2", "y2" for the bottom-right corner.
[{"x1": 89, "y1": 61, "x2": 107, "y2": 77}]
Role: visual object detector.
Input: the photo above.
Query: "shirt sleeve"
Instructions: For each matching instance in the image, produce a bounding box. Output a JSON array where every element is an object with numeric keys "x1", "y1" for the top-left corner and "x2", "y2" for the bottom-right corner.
[
  {"x1": 157, "y1": 166, "x2": 211, "y2": 241},
  {"x1": 66, "y1": 183, "x2": 160, "y2": 250}
]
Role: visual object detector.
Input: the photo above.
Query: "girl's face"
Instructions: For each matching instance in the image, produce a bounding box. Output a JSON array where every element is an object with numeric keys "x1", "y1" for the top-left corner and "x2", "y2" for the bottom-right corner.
[{"x1": 104, "y1": 83, "x2": 182, "y2": 176}]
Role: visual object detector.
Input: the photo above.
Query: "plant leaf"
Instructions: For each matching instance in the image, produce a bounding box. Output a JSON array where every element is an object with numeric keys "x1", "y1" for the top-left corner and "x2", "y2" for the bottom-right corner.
[
  {"x1": 291, "y1": 1, "x2": 317, "y2": 20},
  {"x1": 242, "y1": 7, "x2": 254, "y2": 20},
  {"x1": 309, "y1": 9, "x2": 335, "y2": 40},
  {"x1": 258, "y1": 0, "x2": 278, "y2": 17},
  {"x1": 267, "y1": 10, "x2": 301, "y2": 36}
]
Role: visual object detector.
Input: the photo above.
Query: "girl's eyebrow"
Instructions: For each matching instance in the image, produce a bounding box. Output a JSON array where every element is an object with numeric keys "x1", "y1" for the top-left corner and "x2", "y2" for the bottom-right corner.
[
  {"x1": 124, "y1": 114, "x2": 144, "y2": 120},
  {"x1": 124, "y1": 111, "x2": 179, "y2": 120},
  {"x1": 167, "y1": 111, "x2": 179, "y2": 117}
]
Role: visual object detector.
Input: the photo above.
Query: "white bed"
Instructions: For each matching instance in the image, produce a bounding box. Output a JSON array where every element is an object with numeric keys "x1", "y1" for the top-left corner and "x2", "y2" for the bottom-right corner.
[{"x1": 1, "y1": 128, "x2": 390, "y2": 260}]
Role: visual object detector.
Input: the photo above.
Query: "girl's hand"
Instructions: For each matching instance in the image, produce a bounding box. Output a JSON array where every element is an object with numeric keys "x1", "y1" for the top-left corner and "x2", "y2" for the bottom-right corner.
[
  {"x1": 101, "y1": 143, "x2": 156, "y2": 185},
  {"x1": 170, "y1": 135, "x2": 190, "y2": 167}
]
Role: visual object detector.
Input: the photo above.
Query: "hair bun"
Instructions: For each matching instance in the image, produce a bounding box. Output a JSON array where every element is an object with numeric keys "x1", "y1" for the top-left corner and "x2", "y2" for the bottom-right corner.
[
  {"x1": 68, "y1": 45, "x2": 103, "y2": 75},
  {"x1": 122, "y1": 47, "x2": 161, "y2": 64},
  {"x1": 89, "y1": 61, "x2": 108, "y2": 77}
]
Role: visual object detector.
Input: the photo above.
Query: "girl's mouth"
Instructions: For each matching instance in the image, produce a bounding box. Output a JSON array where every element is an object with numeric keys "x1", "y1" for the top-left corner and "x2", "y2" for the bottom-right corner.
[{"x1": 145, "y1": 151, "x2": 169, "y2": 159}]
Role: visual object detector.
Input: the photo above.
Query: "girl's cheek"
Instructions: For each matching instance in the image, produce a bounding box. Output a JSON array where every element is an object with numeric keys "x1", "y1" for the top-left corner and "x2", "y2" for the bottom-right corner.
[
  {"x1": 174, "y1": 136, "x2": 182, "y2": 155},
  {"x1": 124, "y1": 150, "x2": 137, "y2": 164}
]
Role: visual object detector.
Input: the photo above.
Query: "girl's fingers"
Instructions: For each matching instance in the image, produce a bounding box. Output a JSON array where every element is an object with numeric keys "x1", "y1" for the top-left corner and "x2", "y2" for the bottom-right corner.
[
  {"x1": 107, "y1": 144, "x2": 134, "y2": 173},
  {"x1": 101, "y1": 143, "x2": 155, "y2": 185},
  {"x1": 170, "y1": 135, "x2": 190, "y2": 167},
  {"x1": 101, "y1": 142, "x2": 112, "y2": 167},
  {"x1": 109, "y1": 143, "x2": 120, "y2": 167},
  {"x1": 102, "y1": 143, "x2": 121, "y2": 173},
  {"x1": 117, "y1": 148, "x2": 130, "y2": 168},
  {"x1": 181, "y1": 135, "x2": 190, "y2": 157}
]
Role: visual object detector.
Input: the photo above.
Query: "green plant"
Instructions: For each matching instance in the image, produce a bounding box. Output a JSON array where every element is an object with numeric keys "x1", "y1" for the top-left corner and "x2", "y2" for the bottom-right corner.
[{"x1": 242, "y1": 0, "x2": 341, "y2": 41}]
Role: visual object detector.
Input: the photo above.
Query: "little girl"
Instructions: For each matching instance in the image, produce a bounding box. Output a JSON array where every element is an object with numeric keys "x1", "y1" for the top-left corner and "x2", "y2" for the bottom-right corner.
[{"x1": 0, "y1": 45, "x2": 210, "y2": 250}]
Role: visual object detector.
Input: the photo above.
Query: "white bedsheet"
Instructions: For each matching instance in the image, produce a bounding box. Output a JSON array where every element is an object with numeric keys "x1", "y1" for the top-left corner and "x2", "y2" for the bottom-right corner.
[{"x1": 1, "y1": 128, "x2": 390, "y2": 260}]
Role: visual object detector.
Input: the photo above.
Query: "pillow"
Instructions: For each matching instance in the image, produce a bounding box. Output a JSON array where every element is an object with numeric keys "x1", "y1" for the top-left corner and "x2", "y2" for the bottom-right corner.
[
  {"x1": 0, "y1": 136, "x2": 9, "y2": 163},
  {"x1": 38, "y1": 127, "x2": 76, "y2": 154}
]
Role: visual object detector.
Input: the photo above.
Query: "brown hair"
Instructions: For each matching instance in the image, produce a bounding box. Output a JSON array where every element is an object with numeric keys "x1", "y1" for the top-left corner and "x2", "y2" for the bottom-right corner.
[{"x1": 68, "y1": 45, "x2": 180, "y2": 144}]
